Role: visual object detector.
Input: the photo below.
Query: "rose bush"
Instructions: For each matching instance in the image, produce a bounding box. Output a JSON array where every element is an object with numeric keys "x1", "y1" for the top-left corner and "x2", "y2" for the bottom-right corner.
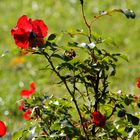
[{"x1": 6, "y1": 0, "x2": 140, "y2": 140}]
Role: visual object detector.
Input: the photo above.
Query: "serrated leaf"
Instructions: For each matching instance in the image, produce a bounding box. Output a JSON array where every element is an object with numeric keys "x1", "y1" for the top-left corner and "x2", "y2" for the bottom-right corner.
[
  {"x1": 118, "y1": 110, "x2": 126, "y2": 117},
  {"x1": 68, "y1": 42, "x2": 78, "y2": 47},
  {"x1": 50, "y1": 121, "x2": 61, "y2": 131},
  {"x1": 51, "y1": 54, "x2": 65, "y2": 61},
  {"x1": 131, "y1": 116, "x2": 139, "y2": 125},
  {"x1": 125, "y1": 126, "x2": 133, "y2": 133},
  {"x1": 91, "y1": 32, "x2": 102, "y2": 43},
  {"x1": 137, "y1": 103, "x2": 140, "y2": 108},
  {"x1": 48, "y1": 34, "x2": 56, "y2": 41},
  {"x1": 12, "y1": 130, "x2": 23, "y2": 140},
  {"x1": 59, "y1": 62, "x2": 74, "y2": 70},
  {"x1": 119, "y1": 54, "x2": 128, "y2": 62},
  {"x1": 127, "y1": 114, "x2": 139, "y2": 125},
  {"x1": 124, "y1": 97, "x2": 133, "y2": 105},
  {"x1": 103, "y1": 37, "x2": 116, "y2": 46}
]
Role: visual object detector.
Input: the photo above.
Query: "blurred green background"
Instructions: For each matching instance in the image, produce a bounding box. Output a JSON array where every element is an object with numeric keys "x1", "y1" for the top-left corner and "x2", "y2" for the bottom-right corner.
[{"x1": 0, "y1": 0, "x2": 140, "y2": 139}]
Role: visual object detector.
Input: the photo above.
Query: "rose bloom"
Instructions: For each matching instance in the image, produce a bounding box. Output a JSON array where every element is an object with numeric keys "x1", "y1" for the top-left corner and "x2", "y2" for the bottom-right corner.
[
  {"x1": 11, "y1": 15, "x2": 48, "y2": 49},
  {"x1": 23, "y1": 109, "x2": 32, "y2": 120},
  {"x1": 20, "y1": 82, "x2": 35, "y2": 98},
  {"x1": 92, "y1": 111, "x2": 106, "y2": 127},
  {"x1": 0, "y1": 121, "x2": 7, "y2": 137},
  {"x1": 137, "y1": 78, "x2": 140, "y2": 89},
  {"x1": 18, "y1": 102, "x2": 25, "y2": 111}
]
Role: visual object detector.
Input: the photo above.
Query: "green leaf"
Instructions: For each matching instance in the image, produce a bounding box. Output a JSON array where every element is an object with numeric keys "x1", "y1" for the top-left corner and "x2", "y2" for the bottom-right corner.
[
  {"x1": 68, "y1": 42, "x2": 78, "y2": 47},
  {"x1": 124, "y1": 97, "x2": 133, "y2": 105},
  {"x1": 131, "y1": 116, "x2": 139, "y2": 125},
  {"x1": 125, "y1": 126, "x2": 133, "y2": 133},
  {"x1": 118, "y1": 110, "x2": 126, "y2": 117},
  {"x1": 48, "y1": 34, "x2": 56, "y2": 41},
  {"x1": 103, "y1": 37, "x2": 116, "y2": 46},
  {"x1": 110, "y1": 69, "x2": 116, "y2": 76},
  {"x1": 50, "y1": 121, "x2": 61, "y2": 131},
  {"x1": 58, "y1": 62, "x2": 74, "y2": 70},
  {"x1": 51, "y1": 54, "x2": 65, "y2": 61},
  {"x1": 12, "y1": 130, "x2": 23, "y2": 140},
  {"x1": 91, "y1": 32, "x2": 102, "y2": 43},
  {"x1": 119, "y1": 54, "x2": 128, "y2": 62},
  {"x1": 127, "y1": 114, "x2": 139, "y2": 125},
  {"x1": 46, "y1": 41, "x2": 52, "y2": 46},
  {"x1": 137, "y1": 103, "x2": 140, "y2": 108}
]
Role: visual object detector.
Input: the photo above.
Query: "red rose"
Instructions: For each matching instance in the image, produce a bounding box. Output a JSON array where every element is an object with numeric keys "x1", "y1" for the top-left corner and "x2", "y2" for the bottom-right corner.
[
  {"x1": 30, "y1": 82, "x2": 35, "y2": 90},
  {"x1": 11, "y1": 15, "x2": 48, "y2": 49},
  {"x1": 20, "y1": 82, "x2": 35, "y2": 98},
  {"x1": 0, "y1": 121, "x2": 7, "y2": 137},
  {"x1": 137, "y1": 78, "x2": 140, "y2": 89},
  {"x1": 18, "y1": 102, "x2": 25, "y2": 111},
  {"x1": 83, "y1": 122, "x2": 88, "y2": 129},
  {"x1": 92, "y1": 111, "x2": 106, "y2": 127},
  {"x1": 23, "y1": 109, "x2": 32, "y2": 120}
]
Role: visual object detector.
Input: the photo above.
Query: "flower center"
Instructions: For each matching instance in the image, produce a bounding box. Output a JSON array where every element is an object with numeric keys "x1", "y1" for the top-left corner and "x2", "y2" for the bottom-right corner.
[{"x1": 29, "y1": 32, "x2": 37, "y2": 40}]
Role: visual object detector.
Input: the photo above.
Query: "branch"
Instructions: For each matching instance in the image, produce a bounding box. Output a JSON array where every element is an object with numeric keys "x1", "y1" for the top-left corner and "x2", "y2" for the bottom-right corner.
[
  {"x1": 42, "y1": 51, "x2": 89, "y2": 140},
  {"x1": 106, "y1": 105, "x2": 117, "y2": 119}
]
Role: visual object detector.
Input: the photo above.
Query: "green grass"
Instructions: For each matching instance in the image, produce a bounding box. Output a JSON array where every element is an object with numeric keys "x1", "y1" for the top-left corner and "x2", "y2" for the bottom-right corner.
[{"x1": 0, "y1": 0, "x2": 140, "y2": 139}]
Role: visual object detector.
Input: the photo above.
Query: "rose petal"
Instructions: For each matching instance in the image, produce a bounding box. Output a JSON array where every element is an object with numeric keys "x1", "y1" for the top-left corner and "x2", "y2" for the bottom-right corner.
[
  {"x1": 0, "y1": 121, "x2": 6, "y2": 137},
  {"x1": 30, "y1": 82, "x2": 35, "y2": 90},
  {"x1": 17, "y1": 15, "x2": 32, "y2": 32},
  {"x1": 11, "y1": 28, "x2": 30, "y2": 49},
  {"x1": 137, "y1": 78, "x2": 140, "y2": 89},
  {"x1": 20, "y1": 89, "x2": 32, "y2": 98},
  {"x1": 92, "y1": 111, "x2": 106, "y2": 127},
  {"x1": 18, "y1": 105, "x2": 24, "y2": 111},
  {"x1": 23, "y1": 109, "x2": 32, "y2": 120},
  {"x1": 32, "y1": 19, "x2": 48, "y2": 38}
]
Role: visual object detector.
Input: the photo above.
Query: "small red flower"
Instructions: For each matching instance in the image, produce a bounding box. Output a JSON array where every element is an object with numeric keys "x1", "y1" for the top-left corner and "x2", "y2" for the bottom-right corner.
[
  {"x1": 30, "y1": 82, "x2": 35, "y2": 90},
  {"x1": 18, "y1": 102, "x2": 25, "y2": 111},
  {"x1": 11, "y1": 15, "x2": 48, "y2": 49},
  {"x1": 92, "y1": 111, "x2": 106, "y2": 127},
  {"x1": 83, "y1": 122, "x2": 88, "y2": 129},
  {"x1": 20, "y1": 82, "x2": 35, "y2": 98},
  {"x1": 0, "y1": 121, "x2": 7, "y2": 137},
  {"x1": 137, "y1": 78, "x2": 140, "y2": 89},
  {"x1": 23, "y1": 109, "x2": 32, "y2": 120}
]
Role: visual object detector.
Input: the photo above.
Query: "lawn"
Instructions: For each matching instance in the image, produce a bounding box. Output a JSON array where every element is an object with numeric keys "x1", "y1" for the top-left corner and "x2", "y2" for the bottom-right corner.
[{"x1": 0, "y1": 0, "x2": 140, "y2": 139}]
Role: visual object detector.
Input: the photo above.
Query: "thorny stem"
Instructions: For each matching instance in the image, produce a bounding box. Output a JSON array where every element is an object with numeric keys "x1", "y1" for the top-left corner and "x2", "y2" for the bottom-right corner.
[
  {"x1": 80, "y1": 2, "x2": 97, "y2": 63},
  {"x1": 80, "y1": 2, "x2": 112, "y2": 115},
  {"x1": 80, "y1": 70, "x2": 92, "y2": 111},
  {"x1": 106, "y1": 105, "x2": 117, "y2": 119},
  {"x1": 94, "y1": 72, "x2": 109, "y2": 111},
  {"x1": 35, "y1": 108, "x2": 49, "y2": 136},
  {"x1": 90, "y1": 9, "x2": 123, "y2": 27},
  {"x1": 81, "y1": 2, "x2": 92, "y2": 43},
  {"x1": 42, "y1": 51, "x2": 89, "y2": 140},
  {"x1": 93, "y1": 72, "x2": 100, "y2": 111}
]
